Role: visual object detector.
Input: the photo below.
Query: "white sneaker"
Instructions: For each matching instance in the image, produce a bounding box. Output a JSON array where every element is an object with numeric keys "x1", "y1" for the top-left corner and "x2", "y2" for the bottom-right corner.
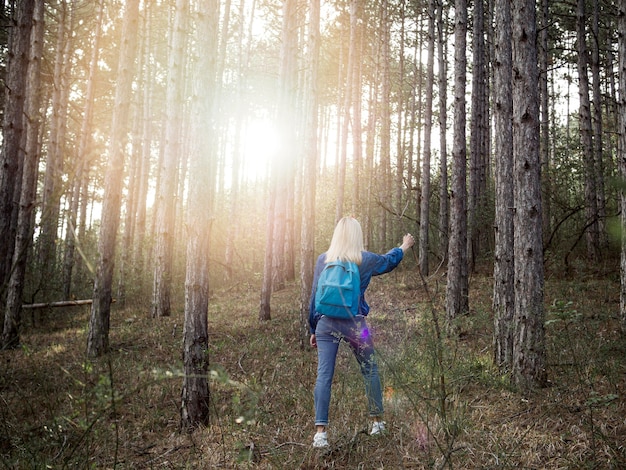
[
  {"x1": 313, "y1": 431, "x2": 329, "y2": 448},
  {"x1": 370, "y1": 421, "x2": 386, "y2": 435}
]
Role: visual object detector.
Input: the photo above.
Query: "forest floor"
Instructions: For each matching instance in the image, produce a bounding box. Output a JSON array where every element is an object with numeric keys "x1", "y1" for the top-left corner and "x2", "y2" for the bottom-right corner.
[{"x1": 1, "y1": 265, "x2": 625, "y2": 469}]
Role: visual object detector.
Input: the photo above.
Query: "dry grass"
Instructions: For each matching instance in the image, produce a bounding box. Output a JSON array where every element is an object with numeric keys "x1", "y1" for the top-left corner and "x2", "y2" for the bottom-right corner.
[{"x1": 1, "y1": 270, "x2": 625, "y2": 469}]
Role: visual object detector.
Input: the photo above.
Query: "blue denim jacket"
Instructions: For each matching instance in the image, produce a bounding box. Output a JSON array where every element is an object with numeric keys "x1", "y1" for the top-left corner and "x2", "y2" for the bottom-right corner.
[{"x1": 309, "y1": 247, "x2": 404, "y2": 333}]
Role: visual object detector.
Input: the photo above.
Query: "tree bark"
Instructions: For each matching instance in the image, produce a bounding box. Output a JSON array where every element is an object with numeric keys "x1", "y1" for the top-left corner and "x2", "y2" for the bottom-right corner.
[
  {"x1": 437, "y1": 3, "x2": 449, "y2": 263},
  {"x1": 87, "y1": 0, "x2": 140, "y2": 357},
  {"x1": 152, "y1": 0, "x2": 189, "y2": 318},
  {"x1": 262, "y1": 0, "x2": 298, "y2": 304},
  {"x1": 511, "y1": 0, "x2": 546, "y2": 390},
  {"x1": 181, "y1": 0, "x2": 218, "y2": 431},
  {"x1": 0, "y1": 0, "x2": 34, "y2": 301},
  {"x1": 493, "y1": 0, "x2": 515, "y2": 372},
  {"x1": 2, "y1": 0, "x2": 43, "y2": 349},
  {"x1": 224, "y1": 0, "x2": 242, "y2": 283},
  {"x1": 38, "y1": 1, "x2": 72, "y2": 300},
  {"x1": 299, "y1": 0, "x2": 320, "y2": 348},
  {"x1": 446, "y1": 0, "x2": 469, "y2": 321},
  {"x1": 539, "y1": 0, "x2": 551, "y2": 239},
  {"x1": 468, "y1": 0, "x2": 486, "y2": 272},
  {"x1": 259, "y1": 187, "x2": 274, "y2": 321},
  {"x1": 419, "y1": 0, "x2": 436, "y2": 276},
  {"x1": 618, "y1": 0, "x2": 626, "y2": 335},
  {"x1": 133, "y1": 2, "x2": 154, "y2": 291},
  {"x1": 591, "y1": 0, "x2": 606, "y2": 250},
  {"x1": 336, "y1": 1, "x2": 355, "y2": 223},
  {"x1": 271, "y1": 0, "x2": 298, "y2": 293},
  {"x1": 577, "y1": 0, "x2": 601, "y2": 263},
  {"x1": 63, "y1": 0, "x2": 104, "y2": 301},
  {"x1": 395, "y1": 0, "x2": 406, "y2": 243},
  {"x1": 351, "y1": 5, "x2": 363, "y2": 217},
  {"x1": 379, "y1": 0, "x2": 391, "y2": 248}
]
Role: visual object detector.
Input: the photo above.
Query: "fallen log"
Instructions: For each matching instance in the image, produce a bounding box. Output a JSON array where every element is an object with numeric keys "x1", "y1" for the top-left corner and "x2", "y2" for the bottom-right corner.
[{"x1": 22, "y1": 299, "x2": 94, "y2": 309}]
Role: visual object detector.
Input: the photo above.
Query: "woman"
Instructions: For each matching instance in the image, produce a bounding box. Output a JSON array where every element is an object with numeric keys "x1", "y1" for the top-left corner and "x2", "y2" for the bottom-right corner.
[{"x1": 309, "y1": 216, "x2": 415, "y2": 448}]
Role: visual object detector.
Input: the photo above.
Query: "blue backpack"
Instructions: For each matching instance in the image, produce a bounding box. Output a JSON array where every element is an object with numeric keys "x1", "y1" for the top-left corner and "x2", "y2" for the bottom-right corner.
[{"x1": 314, "y1": 260, "x2": 360, "y2": 319}]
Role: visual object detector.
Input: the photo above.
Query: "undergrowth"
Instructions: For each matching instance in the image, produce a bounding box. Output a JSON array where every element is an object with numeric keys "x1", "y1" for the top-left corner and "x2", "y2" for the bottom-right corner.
[{"x1": 0, "y1": 271, "x2": 625, "y2": 468}]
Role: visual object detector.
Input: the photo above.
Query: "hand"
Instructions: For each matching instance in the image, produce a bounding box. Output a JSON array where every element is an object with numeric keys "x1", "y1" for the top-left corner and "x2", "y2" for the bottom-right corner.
[
  {"x1": 401, "y1": 233, "x2": 415, "y2": 252},
  {"x1": 310, "y1": 334, "x2": 317, "y2": 348}
]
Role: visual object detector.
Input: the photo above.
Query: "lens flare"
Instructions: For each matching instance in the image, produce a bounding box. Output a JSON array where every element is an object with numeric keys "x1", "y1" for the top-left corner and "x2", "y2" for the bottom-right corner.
[{"x1": 360, "y1": 327, "x2": 370, "y2": 341}]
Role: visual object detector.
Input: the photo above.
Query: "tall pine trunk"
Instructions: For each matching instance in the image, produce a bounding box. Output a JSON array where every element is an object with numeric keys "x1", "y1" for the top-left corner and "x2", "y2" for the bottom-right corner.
[
  {"x1": 437, "y1": 3, "x2": 449, "y2": 263},
  {"x1": 468, "y1": 0, "x2": 486, "y2": 272},
  {"x1": 152, "y1": 0, "x2": 188, "y2": 318},
  {"x1": 2, "y1": 0, "x2": 43, "y2": 349},
  {"x1": 418, "y1": 0, "x2": 436, "y2": 276},
  {"x1": 577, "y1": 0, "x2": 601, "y2": 263},
  {"x1": 618, "y1": 0, "x2": 626, "y2": 335},
  {"x1": 351, "y1": 6, "x2": 363, "y2": 216},
  {"x1": 591, "y1": 0, "x2": 606, "y2": 250},
  {"x1": 271, "y1": 0, "x2": 298, "y2": 293},
  {"x1": 133, "y1": 3, "x2": 154, "y2": 293},
  {"x1": 87, "y1": 0, "x2": 140, "y2": 357},
  {"x1": 336, "y1": 0, "x2": 356, "y2": 222},
  {"x1": 493, "y1": 0, "x2": 515, "y2": 372},
  {"x1": 446, "y1": 0, "x2": 469, "y2": 321},
  {"x1": 63, "y1": 0, "x2": 104, "y2": 301},
  {"x1": 181, "y1": 0, "x2": 218, "y2": 430},
  {"x1": 0, "y1": 0, "x2": 34, "y2": 301},
  {"x1": 299, "y1": 0, "x2": 320, "y2": 347},
  {"x1": 261, "y1": 0, "x2": 298, "y2": 316},
  {"x1": 38, "y1": 1, "x2": 72, "y2": 300},
  {"x1": 394, "y1": 0, "x2": 406, "y2": 242},
  {"x1": 511, "y1": 0, "x2": 546, "y2": 390},
  {"x1": 539, "y1": 0, "x2": 551, "y2": 238},
  {"x1": 379, "y1": 0, "x2": 391, "y2": 248}
]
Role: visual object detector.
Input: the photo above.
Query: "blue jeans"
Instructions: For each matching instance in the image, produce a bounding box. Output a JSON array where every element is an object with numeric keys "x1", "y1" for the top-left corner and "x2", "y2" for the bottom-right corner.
[{"x1": 314, "y1": 315, "x2": 384, "y2": 426}]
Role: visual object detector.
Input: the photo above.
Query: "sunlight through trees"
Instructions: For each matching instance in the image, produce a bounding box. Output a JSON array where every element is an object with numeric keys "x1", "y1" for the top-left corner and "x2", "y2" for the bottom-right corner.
[{"x1": 1, "y1": 0, "x2": 626, "y2": 465}]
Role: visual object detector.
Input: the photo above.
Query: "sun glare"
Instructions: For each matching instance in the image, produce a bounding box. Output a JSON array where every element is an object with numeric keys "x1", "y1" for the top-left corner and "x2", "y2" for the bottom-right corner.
[{"x1": 241, "y1": 118, "x2": 279, "y2": 182}]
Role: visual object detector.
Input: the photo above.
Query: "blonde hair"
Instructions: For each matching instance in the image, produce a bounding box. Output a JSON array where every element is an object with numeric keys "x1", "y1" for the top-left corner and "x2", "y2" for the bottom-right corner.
[{"x1": 325, "y1": 216, "x2": 364, "y2": 265}]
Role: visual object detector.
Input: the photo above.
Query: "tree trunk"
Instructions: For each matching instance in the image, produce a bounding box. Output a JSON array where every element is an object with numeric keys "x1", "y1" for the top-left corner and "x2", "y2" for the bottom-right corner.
[
  {"x1": 511, "y1": 0, "x2": 546, "y2": 390},
  {"x1": 437, "y1": 3, "x2": 449, "y2": 262},
  {"x1": 261, "y1": 0, "x2": 299, "y2": 320},
  {"x1": 87, "y1": 0, "x2": 140, "y2": 357},
  {"x1": 446, "y1": 0, "x2": 469, "y2": 321},
  {"x1": 419, "y1": 0, "x2": 436, "y2": 276},
  {"x1": 379, "y1": 0, "x2": 391, "y2": 248},
  {"x1": 539, "y1": 0, "x2": 551, "y2": 239},
  {"x1": 364, "y1": 77, "x2": 377, "y2": 249},
  {"x1": 259, "y1": 186, "x2": 274, "y2": 321},
  {"x1": 181, "y1": 0, "x2": 218, "y2": 431},
  {"x1": 133, "y1": 2, "x2": 154, "y2": 292},
  {"x1": 299, "y1": 0, "x2": 320, "y2": 348},
  {"x1": 117, "y1": 103, "x2": 141, "y2": 307},
  {"x1": 62, "y1": 0, "x2": 104, "y2": 302},
  {"x1": 0, "y1": 0, "x2": 34, "y2": 300},
  {"x1": 351, "y1": 6, "x2": 363, "y2": 216},
  {"x1": 414, "y1": 15, "x2": 424, "y2": 246},
  {"x1": 619, "y1": 0, "x2": 626, "y2": 335},
  {"x1": 2, "y1": 0, "x2": 43, "y2": 349},
  {"x1": 224, "y1": 0, "x2": 243, "y2": 282},
  {"x1": 38, "y1": 1, "x2": 72, "y2": 300},
  {"x1": 493, "y1": 0, "x2": 515, "y2": 372},
  {"x1": 152, "y1": 0, "x2": 188, "y2": 318},
  {"x1": 591, "y1": 0, "x2": 606, "y2": 250},
  {"x1": 336, "y1": 1, "x2": 355, "y2": 223},
  {"x1": 75, "y1": 155, "x2": 91, "y2": 287},
  {"x1": 577, "y1": 0, "x2": 600, "y2": 263},
  {"x1": 468, "y1": 0, "x2": 486, "y2": 272},
  {"x1": 271, "y1": 0, "x2": 298, "y2": 294},
  {"x1": 395, "y1": 0, "x2": 406, "y2": 243}
]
